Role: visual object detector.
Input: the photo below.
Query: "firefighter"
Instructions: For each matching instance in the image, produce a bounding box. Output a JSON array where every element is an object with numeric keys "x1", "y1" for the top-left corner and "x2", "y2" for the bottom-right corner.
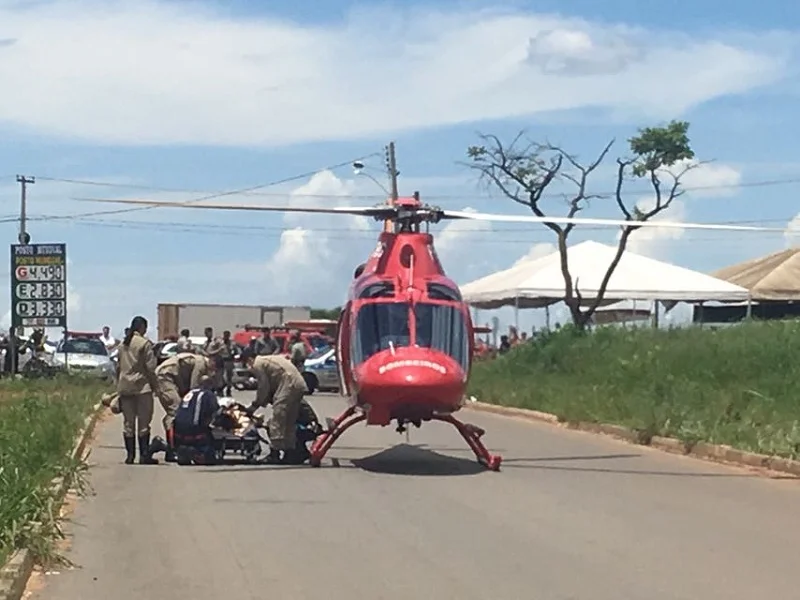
[
  {"x1": 176, "y1": 329, "x2": 194, "y2": 353},
  {"x1": 116, "y1": 316, "x2": 160, "y2": 465},
  {"x1": 154, "y1": 352, "x2": 215, "y2": 462},
  {"x1": 256, "y1": 328, "x2": 280, "y2": 355},
  {"x1": 201, "y1": 327, "x2": 225, "y2": 392},
  {"x1": 242, "y1": 350, "x2": 313, "y2": 464},
  {"x1": 220, "y1": 330, "x2": 236, "y2": 396},
  {"x1": 288, "y1": 330, "x2": 307, "y2": 373}
]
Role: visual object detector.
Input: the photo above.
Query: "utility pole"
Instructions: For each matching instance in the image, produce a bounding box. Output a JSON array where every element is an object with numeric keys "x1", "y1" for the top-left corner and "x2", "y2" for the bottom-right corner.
[
  {"x1": 16, "y1": 175, "x2": 34, "y2": 245},
  {"x1": 10, "y1": 175, "x2": 33, "y2": 376},
  {"x1": 384, "y1": 142, "x2": 399, "y2": 233},
  {"x1": 385, "y1": 142, "x2": 399, "y2": 203}
]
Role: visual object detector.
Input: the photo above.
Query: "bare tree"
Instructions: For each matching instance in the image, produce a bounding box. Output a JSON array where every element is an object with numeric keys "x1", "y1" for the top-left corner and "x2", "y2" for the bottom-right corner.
[{"x1": 466, "y1": 120, "x2": 700, "y2": 330}]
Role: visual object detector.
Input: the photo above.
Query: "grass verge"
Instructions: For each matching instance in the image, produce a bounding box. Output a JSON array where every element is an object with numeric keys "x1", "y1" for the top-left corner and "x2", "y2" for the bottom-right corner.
[
  {"x1": 0, "y1": 375, "x2": 110, "y2": 568},
  {"x1": 468, "y1": 320, "x2": 800, "y2": 459}
]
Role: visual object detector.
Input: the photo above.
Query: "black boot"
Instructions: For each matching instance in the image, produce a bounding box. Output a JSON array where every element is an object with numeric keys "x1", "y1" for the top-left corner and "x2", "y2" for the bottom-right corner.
[
  {"x1": 124, "y1": 436, "x2": 136, "y2": 465},
  {"x1": 138, "y1": 434, "x2": 159, "y2": 464}
]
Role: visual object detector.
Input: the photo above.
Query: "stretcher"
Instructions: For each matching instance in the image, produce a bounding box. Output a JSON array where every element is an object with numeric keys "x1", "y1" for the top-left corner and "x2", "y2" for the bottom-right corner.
[
  {"x1": 174, "y1": 397, "x2": 323, "y2": 465},
  {"x1": 210, "y1": 397, "x2": 269, "y2": 463}
]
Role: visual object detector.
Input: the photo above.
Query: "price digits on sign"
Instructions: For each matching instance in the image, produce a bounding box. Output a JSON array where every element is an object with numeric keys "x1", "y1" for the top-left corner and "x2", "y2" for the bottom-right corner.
[
  {"x1": 16, "y1": 282, "x2": 65, "y2": 299},
  {"x1": 17, "y1": 265, "x2": 65, "y2": 281},
  {"x1": 15, "y1": 300, "x2": 65, "y2": 317}
]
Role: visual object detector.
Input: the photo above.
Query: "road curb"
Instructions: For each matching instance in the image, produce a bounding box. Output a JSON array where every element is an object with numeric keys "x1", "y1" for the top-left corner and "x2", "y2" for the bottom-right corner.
[
  {"x1": 466, "y1": 400, "x2": 800, "y2": 478},
  {"x1": 0, "y1": 400, "x2": 103, "y2": 600}
]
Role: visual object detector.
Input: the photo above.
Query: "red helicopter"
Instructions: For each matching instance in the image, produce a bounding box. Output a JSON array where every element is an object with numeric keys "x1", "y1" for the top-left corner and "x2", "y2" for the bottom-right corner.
[{"x1": 78, "y1": 192, "x2": 777, "y2": 470}]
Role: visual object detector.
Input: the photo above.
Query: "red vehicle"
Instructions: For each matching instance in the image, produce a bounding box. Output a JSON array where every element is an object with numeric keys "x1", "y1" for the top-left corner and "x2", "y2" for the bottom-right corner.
[
  {"x1": 232, "y1": 325, "x2": 331, "y2": 355},
  {"x1": 83, "y1": 182, "x2": 763, "y2": 470}
]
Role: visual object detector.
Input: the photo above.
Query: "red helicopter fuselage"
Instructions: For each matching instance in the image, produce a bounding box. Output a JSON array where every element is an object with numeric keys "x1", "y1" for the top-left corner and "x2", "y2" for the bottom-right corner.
[{"x1": 334, "y1": 228, "x2": 475, "y2": 427}]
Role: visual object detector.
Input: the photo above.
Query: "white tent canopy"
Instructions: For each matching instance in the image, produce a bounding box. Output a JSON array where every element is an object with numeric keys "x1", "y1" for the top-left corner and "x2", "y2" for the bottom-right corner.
[{"x1": 460, "y1": 240, "x2": 750, "y2": 309}]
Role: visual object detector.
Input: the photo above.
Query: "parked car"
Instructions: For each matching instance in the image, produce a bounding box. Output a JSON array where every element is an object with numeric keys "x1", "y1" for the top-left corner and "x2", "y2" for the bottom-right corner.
[
  {"x1": 52, "y1": 336, "x2": 116, "y2": 381},
  {"x1": 302, "y1": 347, "x2": 339, "y2": 394},
  {"x1": 232, "y1": 365, "x2": 257, "y2": 391}
]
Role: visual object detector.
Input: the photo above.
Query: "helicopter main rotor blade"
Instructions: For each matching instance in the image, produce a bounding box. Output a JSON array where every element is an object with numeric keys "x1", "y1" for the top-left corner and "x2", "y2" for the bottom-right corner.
[
  {"x1": 71, "y1": 197, "x2": 394, "y2": 218},
  {"x1": 441, "y1": 210, "x2": 784, "y2": 232}
]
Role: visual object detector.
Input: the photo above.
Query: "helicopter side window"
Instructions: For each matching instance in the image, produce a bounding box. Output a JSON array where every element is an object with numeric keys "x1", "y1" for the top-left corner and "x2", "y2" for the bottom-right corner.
[
  {"x1": 414, "y1": 303, "x2": 469, "y2": 371},
  {"x1": 351, "y1": 302, "x2": 410, "y2": 365}
]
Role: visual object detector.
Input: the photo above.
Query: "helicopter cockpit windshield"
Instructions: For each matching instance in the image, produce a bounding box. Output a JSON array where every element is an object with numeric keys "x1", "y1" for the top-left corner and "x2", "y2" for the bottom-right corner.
[
  {"x1": 352, "y1": 302, "x2": 411, "y2": 364},
  {"x1": 414, "y1": 303, "x2": 470, "y2": 371}
]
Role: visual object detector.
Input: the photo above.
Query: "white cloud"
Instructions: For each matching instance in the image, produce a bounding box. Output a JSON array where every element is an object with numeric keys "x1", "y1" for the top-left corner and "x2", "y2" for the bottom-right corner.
[
  {"x1": 262, "y1": 170, "x2": 373, "y2": 304},
  {"x1": 623, "y1": 159, "x2": 743, "y2": 258},
  {"x1": 679, "y1": 160, "x2": 743, "y2": 197},
  {"x1": 263, "y1": 173, "x2": 490, "y2": 303},
  {"x1": 625, "y1": 197, "x2": 688, "y2": 258},
  {"x1": 435, "y1": 207, "x2": 494, "y2": 277},
  {"x1": 784, "y1": 214, "x2": 800, "y2": 247},
  {"x1": 0, "y1": 1, "x2": 789, "y2": 145},
  {"x1": 511, "y1": 242, "x2": 557, "y2": 267}
]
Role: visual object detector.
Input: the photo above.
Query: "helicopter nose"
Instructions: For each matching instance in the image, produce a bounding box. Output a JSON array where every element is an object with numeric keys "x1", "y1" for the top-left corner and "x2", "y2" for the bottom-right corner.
[{"x1": 365, "y1": 350, "x2": 465, "y2": 396}]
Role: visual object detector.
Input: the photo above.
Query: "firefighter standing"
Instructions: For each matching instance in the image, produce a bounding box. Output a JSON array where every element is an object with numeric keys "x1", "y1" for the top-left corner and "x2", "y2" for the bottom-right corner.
[
  {"x1": 116, "y1": 316, "x2": 160, "y2": 465},
  {"x1": 176, "y1": 329, "x2": 194, "y2": 353},
  {"x1": 154, "y1": 352, "x2": 215, "y2": 462},
  {"x1": 220, "y1": 330, "x2": 236, "y2": 396},
  {"x1": 256, "y1": 328, "x2": 280, "y2": 355},
  {"x1": 243, "y1": 351, "x2": 310, "y2": 464},
  {"x1": 288, "y1": 331, "x2": 307, "y2": 373},
  {"x1": 202, "y1": 327, "x2": 225, "y2": 393}
]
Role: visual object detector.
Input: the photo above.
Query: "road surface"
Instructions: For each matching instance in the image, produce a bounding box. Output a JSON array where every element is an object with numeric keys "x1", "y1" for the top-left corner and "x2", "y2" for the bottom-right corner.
[{"x1": 28, "y1": 392, "x2": 800, "y2": 599}]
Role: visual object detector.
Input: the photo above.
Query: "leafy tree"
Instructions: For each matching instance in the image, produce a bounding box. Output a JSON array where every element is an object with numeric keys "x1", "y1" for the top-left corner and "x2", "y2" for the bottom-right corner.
[
  {"x1": 466, "y1": 120, "x2": 700, "y2": 329},
  {"x1": 310, "y1": 307, "x2": 342, "y2": 320}
]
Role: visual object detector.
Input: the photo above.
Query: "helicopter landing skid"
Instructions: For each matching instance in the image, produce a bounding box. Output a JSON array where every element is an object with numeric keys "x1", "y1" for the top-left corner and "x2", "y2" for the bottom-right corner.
[
  {"x1": 309, "y1": 405, "x2": 365, "y2": 467},
  {"x1": 308, "y1": 406, "x2": 502, "y2": 471},
  {"x1": 430, "y1": 413, "x2": 502, "y2": 471}
]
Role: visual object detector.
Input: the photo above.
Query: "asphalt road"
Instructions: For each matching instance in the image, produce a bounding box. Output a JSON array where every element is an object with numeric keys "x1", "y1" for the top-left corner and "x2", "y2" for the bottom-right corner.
[{"x1": 28, "y1": 392, "x2": 800, "y2": 600}]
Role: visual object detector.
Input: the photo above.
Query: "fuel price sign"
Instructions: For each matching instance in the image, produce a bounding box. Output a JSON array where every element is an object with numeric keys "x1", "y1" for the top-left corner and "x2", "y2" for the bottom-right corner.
[{"x1": 10, "y1": 243, "x2": 68, "y2": 328}]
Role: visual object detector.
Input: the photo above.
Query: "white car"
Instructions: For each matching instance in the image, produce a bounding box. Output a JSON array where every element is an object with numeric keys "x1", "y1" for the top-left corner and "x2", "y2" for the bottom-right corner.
[
  {"x1": 52, "y1": 336, "x2": 117, "y2": 381},
  {"x1": 302, "y1": 347, "x2": 339, "y2": 394}
]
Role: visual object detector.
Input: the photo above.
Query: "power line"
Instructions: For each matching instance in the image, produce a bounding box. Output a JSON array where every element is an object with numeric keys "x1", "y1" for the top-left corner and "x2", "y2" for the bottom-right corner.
[
  {"x1": 35, "y1": 151, "x2": 384, "y2": 221},
  {"x1": 27, "y1": 173, "x2": 800, "y2": 202}
]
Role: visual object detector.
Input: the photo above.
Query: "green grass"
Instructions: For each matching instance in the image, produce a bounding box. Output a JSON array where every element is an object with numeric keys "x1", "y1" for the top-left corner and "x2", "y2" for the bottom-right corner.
[
  {"x1": 468, "y1": 320, "x2": 800, "y2": 459},
  {"x1": 0, "y1": 375, "x2": 110, "y2": 567}
]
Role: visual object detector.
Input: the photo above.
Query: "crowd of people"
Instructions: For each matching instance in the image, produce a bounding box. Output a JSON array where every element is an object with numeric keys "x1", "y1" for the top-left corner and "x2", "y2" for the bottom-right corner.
[
  {"x1": 105, "y1": 316, "x2": 316, "y2": 466},
  {"x1": 474, "y1": 325, "x2": 540, "y2": 359}
]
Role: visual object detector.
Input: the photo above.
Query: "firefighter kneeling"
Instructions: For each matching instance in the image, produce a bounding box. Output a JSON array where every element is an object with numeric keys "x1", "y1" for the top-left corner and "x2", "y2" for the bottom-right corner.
[
  {"x1": 154, "y1": 352, "x2": 215, "y2": 462},
  {"x1": 172, "y1": 379, "x2": 222, "y2": 466}
]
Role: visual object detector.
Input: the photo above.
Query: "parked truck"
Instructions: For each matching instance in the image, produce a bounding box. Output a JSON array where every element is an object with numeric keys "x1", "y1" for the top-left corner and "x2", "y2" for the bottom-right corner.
[{"x1": 157, "y1": 303, "x2": 312, "y2": 341}]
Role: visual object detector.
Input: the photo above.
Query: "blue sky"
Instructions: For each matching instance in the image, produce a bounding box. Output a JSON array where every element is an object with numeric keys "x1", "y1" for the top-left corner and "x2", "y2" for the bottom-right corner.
[{"x1": 0, "y1": 0, "x2": 799, "y2": 334}]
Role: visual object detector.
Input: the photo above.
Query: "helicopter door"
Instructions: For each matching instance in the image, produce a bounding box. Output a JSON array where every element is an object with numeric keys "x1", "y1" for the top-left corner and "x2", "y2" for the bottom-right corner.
[{"x1": 337, "y1": 304, "x2": 352, "y2": 396}]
